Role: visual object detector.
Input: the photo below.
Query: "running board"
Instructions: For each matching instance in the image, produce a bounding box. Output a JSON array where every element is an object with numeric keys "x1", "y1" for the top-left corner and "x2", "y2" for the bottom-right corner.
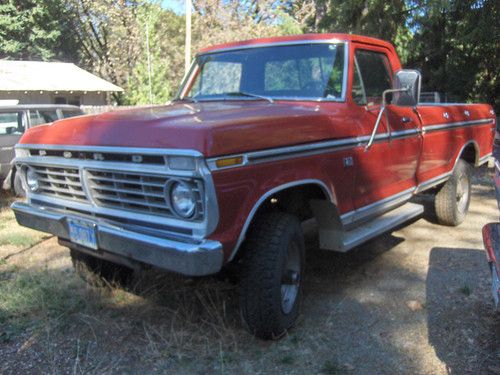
[{"x1": 311, "y1": 201, "x2": 424, "y2": 252}]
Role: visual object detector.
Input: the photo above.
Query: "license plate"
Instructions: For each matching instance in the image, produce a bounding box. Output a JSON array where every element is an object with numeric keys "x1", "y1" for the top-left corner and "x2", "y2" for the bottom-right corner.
[{"x1": 68, "y1": 218, "x2": 98, "y2": 250}]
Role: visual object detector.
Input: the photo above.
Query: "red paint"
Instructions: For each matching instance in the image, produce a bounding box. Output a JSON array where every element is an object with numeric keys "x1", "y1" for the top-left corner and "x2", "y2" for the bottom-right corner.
[{"x1": 18, "y1": 34, "x2": 495, "y2": 260}]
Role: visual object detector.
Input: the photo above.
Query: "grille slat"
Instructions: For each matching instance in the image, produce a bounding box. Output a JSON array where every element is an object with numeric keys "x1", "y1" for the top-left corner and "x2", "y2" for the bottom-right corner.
[
  {"x1": 39, "y1": 185, "x2": 86, "y2": 196},
  {"x1": 87, "y1": 175, "x2": 165, "y2": 188},
  {"x1": 31, "y1": 166, "x2": 86, "y2": 202},
  {"x1": 37, "y1": 176, "x2": 82, "y2": 187},
  {"x1": 91, "y1": 193, "x2": 169, "y2": 210},
  {"x1": 92, "y1": 185, "x2": 164, "y2": 198}
]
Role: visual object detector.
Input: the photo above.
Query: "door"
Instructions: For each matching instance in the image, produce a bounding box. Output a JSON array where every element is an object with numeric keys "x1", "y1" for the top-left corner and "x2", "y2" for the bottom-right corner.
[
  {"x1": 350, "y1": 47, "x2": 422, "y2": 216},
  {"x1": 0, "y1": 111, "x2": 25, "y2": 180}
]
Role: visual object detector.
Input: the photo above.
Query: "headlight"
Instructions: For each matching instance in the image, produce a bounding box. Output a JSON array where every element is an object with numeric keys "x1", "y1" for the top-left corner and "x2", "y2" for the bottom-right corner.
[
  {"x1": 26, "y1": 167, "x2": 39, "y2": 192},
  {"x1": 169, "y1": 181, "x2": 196, "y2": 218}
]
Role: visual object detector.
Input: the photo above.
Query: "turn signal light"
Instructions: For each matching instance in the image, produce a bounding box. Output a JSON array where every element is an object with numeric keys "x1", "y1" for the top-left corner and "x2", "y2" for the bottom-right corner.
[{"x1": 215, "y1": 156, "x2": 244, "y2": 168}]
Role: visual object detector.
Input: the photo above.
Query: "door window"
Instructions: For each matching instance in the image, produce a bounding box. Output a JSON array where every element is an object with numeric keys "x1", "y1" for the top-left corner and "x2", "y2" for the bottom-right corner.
[
  {"x1": 0, "y1": 112, "x2": 23, "y2": 135},
  {"x1": 29, "y1": 110, "x2": 58, "y2": 126},
  {"x1": 352, "y1": 50, "x2": 392, "y2": 105}
]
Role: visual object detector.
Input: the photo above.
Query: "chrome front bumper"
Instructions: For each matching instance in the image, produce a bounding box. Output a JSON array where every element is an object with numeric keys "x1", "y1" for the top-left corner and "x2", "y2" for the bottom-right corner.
[{"x1": 11, "y1": 201, "x2": 223, "y2": 276}]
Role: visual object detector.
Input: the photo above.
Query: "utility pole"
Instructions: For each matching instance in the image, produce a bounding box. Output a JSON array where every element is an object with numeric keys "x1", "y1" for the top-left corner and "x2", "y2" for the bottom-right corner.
[
  {"x1": 146, "y1": 22, "x2": 153, "y2": 104},
  {"x1": 185, "y1": 0, "x2": 192, "y2": 74}
]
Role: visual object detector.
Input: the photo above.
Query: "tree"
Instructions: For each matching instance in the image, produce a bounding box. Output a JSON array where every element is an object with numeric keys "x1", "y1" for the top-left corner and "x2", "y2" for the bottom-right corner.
[
  {"x1": 66, "y1": 0, "x2": 143, "y2": 103},
  {"x1": 125, "y1": 4, "x2": 185, "y2": 104},
  {"x1": 191, "y1": 0, "x2": 290, "y2": 53},
  {"x1": 406, "y1": 0, "x2": 499, "y2": 109},
  {"x1": 0, "y1": 0, "x2": 78, "y2": 61}
]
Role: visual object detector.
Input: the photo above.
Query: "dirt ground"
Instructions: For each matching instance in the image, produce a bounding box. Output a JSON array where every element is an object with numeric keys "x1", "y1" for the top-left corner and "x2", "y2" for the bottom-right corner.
[{"x1": 0, "y1": 166, "x2": 499, "y2": 374}]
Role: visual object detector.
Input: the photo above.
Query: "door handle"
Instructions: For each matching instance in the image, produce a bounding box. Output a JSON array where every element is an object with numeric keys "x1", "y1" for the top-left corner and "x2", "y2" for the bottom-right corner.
[{"x1": 401, "y1": 117, "x2": 412, "y2": 123}]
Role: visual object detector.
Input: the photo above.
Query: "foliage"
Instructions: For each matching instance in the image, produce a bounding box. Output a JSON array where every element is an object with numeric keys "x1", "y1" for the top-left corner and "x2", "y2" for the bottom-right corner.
[
  {"x1": 65, "y1": 0, "x2": 144, "y2": 103},
  {"x1": 405, "y1": 0, "x2": 498, "y2": 109},
  {"x1": 125, "y1": 4, "x2": 184, "y2": 104},
  {"x1": 191, "y1": 0, "x2": 288, "y2": 53},
  {"x1": 0, "y1": 0, "x2": 78, "y2": 61}
]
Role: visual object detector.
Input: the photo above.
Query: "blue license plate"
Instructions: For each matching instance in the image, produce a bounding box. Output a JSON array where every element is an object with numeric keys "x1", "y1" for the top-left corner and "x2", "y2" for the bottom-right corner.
[{"x1": 68, "y1": 218, "x2": 97, "y2": 250}]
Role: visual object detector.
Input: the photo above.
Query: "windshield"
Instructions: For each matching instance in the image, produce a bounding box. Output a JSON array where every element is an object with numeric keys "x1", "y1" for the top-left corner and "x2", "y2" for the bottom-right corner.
[{"x1": 179, "y1": 43, "x2": 346, "y2": 102}]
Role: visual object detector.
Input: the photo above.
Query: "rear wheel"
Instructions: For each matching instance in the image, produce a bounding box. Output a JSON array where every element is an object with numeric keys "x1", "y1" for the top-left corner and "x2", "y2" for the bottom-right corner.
[
  {"x1": 239, "y1": 212, "x2": 305, "y2": 340},
  {"x1": 435, "y1": 159, "x2": 472, "y2": 226},
  {"x1": 70, "y1": 249, "x2": 133, "y2": 288}
]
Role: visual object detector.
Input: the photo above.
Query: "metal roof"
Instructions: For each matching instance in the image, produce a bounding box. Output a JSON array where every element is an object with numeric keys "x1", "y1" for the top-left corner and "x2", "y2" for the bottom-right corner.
[
  {"x1": 0, "y1": 60, "x2": 123, "y2": 92},
  {"x1": 0, "y1": 104, "x2": 82, "y2": 110}
]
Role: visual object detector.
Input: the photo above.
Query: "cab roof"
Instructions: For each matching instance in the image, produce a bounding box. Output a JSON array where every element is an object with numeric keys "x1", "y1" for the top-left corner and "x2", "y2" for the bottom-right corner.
[{"x1": 197, "y1": 33, "x2": 396, "y2": 55}]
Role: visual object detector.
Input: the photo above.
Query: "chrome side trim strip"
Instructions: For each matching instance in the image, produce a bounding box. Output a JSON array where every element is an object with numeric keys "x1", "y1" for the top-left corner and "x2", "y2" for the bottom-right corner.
[
  {"x1": 478, "y1": 153, "x2": 492, "y2": 165},
  {"x1": 414, "y1": 172, "x2": 452, "y2": 193},
  {"x1": 208, "y1": 129, "x2": 421, "y2": 171},
  {"x1": 228, "y1": 179, "x2": 334, "y2": 262},
  {"x1": 422, "y1": 118, "x2": 493, "y2": 133},
  {"x1": 340, "y1": 187, "x2": 416, "y2": 226}
]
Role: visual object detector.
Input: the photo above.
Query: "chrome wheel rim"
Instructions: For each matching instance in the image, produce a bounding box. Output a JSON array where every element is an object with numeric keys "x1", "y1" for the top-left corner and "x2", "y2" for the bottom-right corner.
[
  {"x1": 281, "y1": 242, "x2": 301, "y2": 315},
  {"x1": 456, "y1": 173, "x2": 469, "y2": 213}
]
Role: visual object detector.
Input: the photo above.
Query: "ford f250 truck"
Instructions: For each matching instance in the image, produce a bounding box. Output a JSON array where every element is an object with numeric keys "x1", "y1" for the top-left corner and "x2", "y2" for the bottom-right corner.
[{"x1": 11, "y1": 34, "x2": 495, "y2": 339}]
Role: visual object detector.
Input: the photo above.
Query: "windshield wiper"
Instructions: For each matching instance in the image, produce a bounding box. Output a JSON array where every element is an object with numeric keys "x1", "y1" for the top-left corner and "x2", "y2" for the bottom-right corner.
[
  {"x1": 225, "y1": 91, "x2": 274, "y2": 104},
  {"x1": 173, "y1": 96, "x2": 198, "y2": 103}
]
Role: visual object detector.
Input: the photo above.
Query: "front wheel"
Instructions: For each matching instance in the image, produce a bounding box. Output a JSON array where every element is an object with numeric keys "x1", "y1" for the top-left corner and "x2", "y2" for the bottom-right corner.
[
  {"x1": 435, "y1": 159, "x2": 472, "y2": 226},
  {"x1": 239, "y1": 212, "x2": 305, "y2": 340}
]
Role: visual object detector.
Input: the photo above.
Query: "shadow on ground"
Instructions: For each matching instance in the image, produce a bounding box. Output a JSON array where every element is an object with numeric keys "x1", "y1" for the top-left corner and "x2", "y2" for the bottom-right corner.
[{"x1": 427, "y1": 247, "x2": 499, "y2": 374}]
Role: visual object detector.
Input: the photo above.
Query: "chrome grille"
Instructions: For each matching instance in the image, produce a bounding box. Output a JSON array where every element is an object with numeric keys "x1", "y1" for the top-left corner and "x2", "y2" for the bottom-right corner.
[
  {"x1": 86, "y1": 169, "x2": 204, "y2": 219},
  {"x1": 31, "y1": 165, "x2": 88, "y2": 202}
]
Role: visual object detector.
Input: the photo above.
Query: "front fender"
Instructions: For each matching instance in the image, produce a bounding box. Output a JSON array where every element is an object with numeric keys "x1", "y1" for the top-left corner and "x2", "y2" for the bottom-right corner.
[{"x1": 207, "y1": 153, "x2": 349, "y2": 262}]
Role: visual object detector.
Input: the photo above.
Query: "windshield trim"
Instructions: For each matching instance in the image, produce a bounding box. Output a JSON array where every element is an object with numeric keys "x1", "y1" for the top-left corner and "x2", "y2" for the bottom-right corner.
[
  {"x1": 176, "y1": 41, "x2": 349, "y2": 103},
  {"x1": 196, "y1": 38, "x2": 345, "y2": 56}
]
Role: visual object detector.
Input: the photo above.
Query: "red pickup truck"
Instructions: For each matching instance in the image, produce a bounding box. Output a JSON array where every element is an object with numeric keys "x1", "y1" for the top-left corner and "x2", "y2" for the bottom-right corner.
[{"x1": 12, "y1": 34, "x2": 495, "y2": 339}]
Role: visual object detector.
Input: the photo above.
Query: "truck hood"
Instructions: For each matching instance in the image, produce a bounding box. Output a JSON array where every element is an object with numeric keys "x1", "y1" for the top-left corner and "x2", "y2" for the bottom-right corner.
[{"x1": 19, "y1": 101, "x2": 354, "y2": 157}]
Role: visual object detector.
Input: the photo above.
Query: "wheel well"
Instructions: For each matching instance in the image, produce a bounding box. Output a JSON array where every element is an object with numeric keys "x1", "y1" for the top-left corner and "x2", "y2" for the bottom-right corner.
[
  {"x1": 459, "y1": 143, "x2": 478, "y2": 166},
  {"x1": 254, "y1": 183, "x2": 330, "y2": 221},
  {"x1": 229, "y1": 183, "x2": 330, "y2": 263}
]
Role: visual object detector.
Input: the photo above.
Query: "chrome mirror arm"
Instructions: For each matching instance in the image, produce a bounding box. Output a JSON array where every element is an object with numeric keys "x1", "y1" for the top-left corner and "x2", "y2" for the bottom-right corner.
[
  {"x1": 365, "y1": 106, "x2": 385, "y2": 151},
  {"x1": 365, "y1": 87, "x2": 410, "y2": 151}
]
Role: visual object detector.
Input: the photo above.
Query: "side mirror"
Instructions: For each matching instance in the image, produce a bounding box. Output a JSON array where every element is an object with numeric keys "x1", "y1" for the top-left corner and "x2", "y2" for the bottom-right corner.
[
  {"x1": 392, "y1": 69, "x2": 421, "y2": 107},
  {"x1": 365, "y1": 69, "x2": 421, "y2": 151}
]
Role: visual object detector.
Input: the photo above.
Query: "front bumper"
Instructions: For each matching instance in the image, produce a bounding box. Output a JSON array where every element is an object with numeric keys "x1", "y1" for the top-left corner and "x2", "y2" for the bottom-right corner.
[{"x1": 12, "y1": 201, "x2": 223, "y2": 276}]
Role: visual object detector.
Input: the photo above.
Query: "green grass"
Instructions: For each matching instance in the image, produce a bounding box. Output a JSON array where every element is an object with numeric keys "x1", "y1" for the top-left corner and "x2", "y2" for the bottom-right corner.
[
  {"x1": 0, "y1": 231, "x2": 42, "y2": 247},
  {"x1": 0, "y1": 205, "x2": 46, "y2": 249},
  {"x1": 0, "y1": 268, "x2": 92, "y2": 342}
]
